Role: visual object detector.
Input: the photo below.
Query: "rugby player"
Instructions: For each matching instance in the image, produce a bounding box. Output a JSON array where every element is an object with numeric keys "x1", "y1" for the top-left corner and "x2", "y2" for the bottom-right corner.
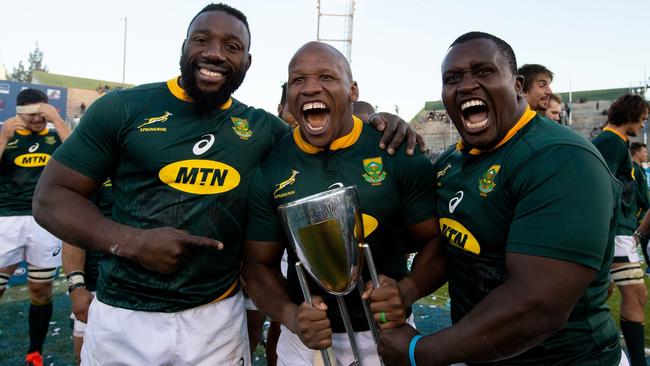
[
  {"x1": 0, "y1": 88, "x2": 71, "y2": 366},
  {"x1": 593, "y1": 94, "x2": 649, "y2": 366},
  {"x1": 543, "y1": 93, "x2": 562, "y2": 122},
  {"x1": 518, "y1": 63, "x2": 553, "y2": 112},
  {"x1": 630, "y1": 142, "x2": 650, "y2": 274},
  {"x1": 242, "y1": 41, "x2": 444, "y2": 366},
  {"x1": 379, "y1": 32, "x2": 624, "y2": 365},
  {"x1": 352, "y1": 101, "x2": 375, "y2": 122},
  {"x1": 32, "y1": 4, "x2": 421, "y2": 364},
  {"x1": 62, "y1": 180, "x2": 112, "y2": 366}
]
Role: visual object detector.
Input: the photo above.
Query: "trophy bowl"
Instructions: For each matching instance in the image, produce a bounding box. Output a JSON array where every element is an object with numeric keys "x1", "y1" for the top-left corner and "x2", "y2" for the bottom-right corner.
[{"x1": 278, "y1": 186, "x2": 365, "y2": 296}]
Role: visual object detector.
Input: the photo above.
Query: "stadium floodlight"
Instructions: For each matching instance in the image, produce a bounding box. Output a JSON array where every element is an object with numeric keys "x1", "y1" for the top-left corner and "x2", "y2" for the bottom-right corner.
[{"x1": 316, "y1": 0, "x2": 355, "y2": 64}]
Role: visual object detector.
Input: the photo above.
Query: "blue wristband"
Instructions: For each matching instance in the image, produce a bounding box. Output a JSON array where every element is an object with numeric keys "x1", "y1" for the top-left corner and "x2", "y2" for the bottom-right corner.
[{"x1": 409, "y1": 334, "x2": 423, "y2": 366}]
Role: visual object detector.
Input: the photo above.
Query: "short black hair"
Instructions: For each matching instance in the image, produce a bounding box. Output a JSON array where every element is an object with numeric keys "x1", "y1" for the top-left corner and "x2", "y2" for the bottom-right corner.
[
  {"x1": 608, "y1": 93, "x2": 649, "y2": 126},
  {"x1": 631, "y1": 142, "x2": 647, "y2": 155},
  {"x1": 187, "y1": 3, "x2": 251, "y2": 48},
  {"x1": 518, "y1": 64, "x2": 554, "y2": 93},
  {"x1": 449, "y1": 32, "x2": 517, "y2": 75},
  {"x1": 17, "y1": 88, "x2": 47, "y2": 106}
]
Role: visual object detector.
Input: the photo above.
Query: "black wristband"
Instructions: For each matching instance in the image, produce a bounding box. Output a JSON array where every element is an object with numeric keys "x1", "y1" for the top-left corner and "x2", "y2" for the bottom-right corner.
[{"x1": 68, "y1": 282, "x2": 86, "y2": 293}]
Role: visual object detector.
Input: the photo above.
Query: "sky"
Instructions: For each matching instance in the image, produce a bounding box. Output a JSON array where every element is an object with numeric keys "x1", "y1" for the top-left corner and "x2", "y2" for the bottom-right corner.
[{"x1": 1, "y1": 0, "x2": 649, "y2": 121}]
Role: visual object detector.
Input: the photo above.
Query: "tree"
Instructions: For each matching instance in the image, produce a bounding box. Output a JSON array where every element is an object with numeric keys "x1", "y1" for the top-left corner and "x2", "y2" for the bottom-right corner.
[
  {"x1": 8, "y1": 44, "x2": 48, "y2": 83},
  {"x1": 9, "y1": 61, "x2": 28, "y2": 82}
]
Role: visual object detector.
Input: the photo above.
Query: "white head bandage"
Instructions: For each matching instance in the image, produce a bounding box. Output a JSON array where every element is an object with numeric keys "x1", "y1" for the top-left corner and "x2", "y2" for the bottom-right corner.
[{"x1": 16, "y1": 103, "x2": 42, "y2": 114}]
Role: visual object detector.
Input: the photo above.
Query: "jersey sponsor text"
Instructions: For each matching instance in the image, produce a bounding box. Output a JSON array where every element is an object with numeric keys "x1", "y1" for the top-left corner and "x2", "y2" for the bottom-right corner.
[
  {"x1": 14, "y1": 153, "x2": 51, "y2": 168},
  {"x1": 159, "y1": 159, "x2": 240, "y2": 194},
  {"x1": 439, "y1": 217, "x2": 480, "y2": 254}
]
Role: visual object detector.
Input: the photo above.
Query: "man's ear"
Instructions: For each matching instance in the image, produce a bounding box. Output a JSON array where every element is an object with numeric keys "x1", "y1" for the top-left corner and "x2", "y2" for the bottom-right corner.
[
  {"x1": 350, "y1": 81, "x2": 359, "y2": 103},
  {"x1": 514, "y1": 75, "x2": 525, "y2": 98},
  {"x1": 245, "y1": 53, "x2": 252, "y2": 72}
]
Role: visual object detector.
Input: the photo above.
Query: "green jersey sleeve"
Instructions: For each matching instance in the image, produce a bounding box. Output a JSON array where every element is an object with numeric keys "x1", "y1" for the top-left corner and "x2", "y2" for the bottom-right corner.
[
  {"x1": 245, "y1": 164, "x2": 285, "y2": 242},
  {"x1": 53, "y1": 92, "x2": 125, "y2": 181},
  {"x1": 507, "y1": 145, "x2": 615, "y2": 270}
]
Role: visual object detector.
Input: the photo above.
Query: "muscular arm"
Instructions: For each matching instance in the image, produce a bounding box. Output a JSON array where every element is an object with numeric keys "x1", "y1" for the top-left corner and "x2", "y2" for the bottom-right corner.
[
  {"x1": 33, "y1": 159, "x2": 124, "y2": 252},
  {"x1": 33, "y1": 159, "x2": 222, "y2": 273},
  {"x1": 414, "y1": 254, "x2": 596, "y2": 364},
  {"x1": 399, "y1": 219, "x2": 446, "y2": 307},
  {"x1": 242, "y1": 240, "x2": 297, "y2": 329},
  {"x1": 62, "y1": 242, "x2": 87, "y2": 274},
  {"x1": 243, "y1": 240, "x2": 332, "y2": 349},
  {"x1": 365, "y1": 219, "x2": 445, "y2": 329},
  {"x1": 63, "y1": 241, "x2": 94, "y2": 323}
]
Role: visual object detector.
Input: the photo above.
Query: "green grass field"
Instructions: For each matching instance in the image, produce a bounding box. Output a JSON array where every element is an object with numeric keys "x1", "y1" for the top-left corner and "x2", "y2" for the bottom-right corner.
[{"x1": 1, "y1": 272, "x2": 648, "y2": 365}]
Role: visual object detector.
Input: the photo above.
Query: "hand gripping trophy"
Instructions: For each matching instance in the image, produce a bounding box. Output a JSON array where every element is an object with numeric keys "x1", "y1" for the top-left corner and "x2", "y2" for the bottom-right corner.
[{"x1": 278, "y1": 186, "x2": 384, "y2": 366}]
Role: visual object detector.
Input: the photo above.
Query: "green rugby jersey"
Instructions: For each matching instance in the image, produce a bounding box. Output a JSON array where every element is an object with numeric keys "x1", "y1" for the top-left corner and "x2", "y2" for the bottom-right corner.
[
  {"x1": 592, "y1": 128, "x2": 637, "y2": 234},
  {"x1": 0, "y1": 128, "x2": 62, "y2": 216},
  {"x1": 53, "y1": 78, "x2": 290, "y2": 312},
  {"x1": 85, "y1": 179, "x2": 114, "y2": 292},
  {"x1": 246, "y1": 117, "x2": 437, "y2": 333},
  {"x1": 434, "y1": 108, "x2": 621, "y2": 365},
  {"x1": 633, "y1": 161, "x2": 649, "y2": 221}
]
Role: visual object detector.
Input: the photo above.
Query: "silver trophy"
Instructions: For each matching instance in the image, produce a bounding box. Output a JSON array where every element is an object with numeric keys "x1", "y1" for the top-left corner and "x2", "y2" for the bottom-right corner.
[{"x1": 278, "y1": 186, "x2": 383, "y2": 366}]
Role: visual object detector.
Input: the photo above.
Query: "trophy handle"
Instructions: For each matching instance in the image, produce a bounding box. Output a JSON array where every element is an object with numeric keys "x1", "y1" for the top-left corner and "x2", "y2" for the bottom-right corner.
[
  {"x1": 361, "y1": 244, "x2": 381, "y2": 288},
  {"x1": 295, "y1": 262, "x2": 333, "y2": 366},
  {"x1": 359, "y1": 244, "x2": 386, "y2": 366}
]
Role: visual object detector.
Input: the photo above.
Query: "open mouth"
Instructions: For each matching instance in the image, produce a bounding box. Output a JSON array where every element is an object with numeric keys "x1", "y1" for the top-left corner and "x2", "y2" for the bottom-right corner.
[
  {"x1": 460, "y1": 99, "x2": 489, "y2": 132},
  {"x1": 302, "y1": 101, "x2": 330, "y2": 135}
]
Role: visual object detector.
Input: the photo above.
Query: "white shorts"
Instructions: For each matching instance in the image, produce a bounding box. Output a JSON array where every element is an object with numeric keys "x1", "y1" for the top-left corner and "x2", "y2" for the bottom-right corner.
[
  {"x1": 613, "y1": 235, "x2": 640, "y2": 263},
  {"x1": 81, "y1": 291, "x2": 250, "y2": 366},
  {"x1": 277, "y1": 315, "x2": 414, "y2": 366},
  {"x1": 0, "y1": 215, "x2": 61, "y2": 268}
]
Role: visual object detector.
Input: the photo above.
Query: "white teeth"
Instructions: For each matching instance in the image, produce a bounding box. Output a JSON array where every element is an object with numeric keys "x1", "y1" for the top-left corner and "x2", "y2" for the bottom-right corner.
[
  {"x1": 199, "y1": 68, "x2": 223, "y2": 77},
  {"x1": 467, "y1": 118, "x2": 488, "y2": 129},
  {"x1": 302, "y1": 102, "x2": 327, "y2": 111},
  {"x1": 460, "y1": 99, "x2": 485, "y2": 111}
]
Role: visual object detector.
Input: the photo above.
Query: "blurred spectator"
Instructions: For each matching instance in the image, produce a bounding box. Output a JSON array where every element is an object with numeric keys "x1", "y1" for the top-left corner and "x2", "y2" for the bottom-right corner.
[
  {"x1": 544, "y1": 94, "x2": 562, "y2": 123},
  {"x1": 518, "y1": 64, "x2": 553, "y2": 112}
]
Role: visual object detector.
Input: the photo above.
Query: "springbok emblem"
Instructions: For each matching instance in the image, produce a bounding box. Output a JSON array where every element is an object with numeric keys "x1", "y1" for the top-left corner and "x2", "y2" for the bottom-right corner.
[
  {"x1": 274, "y1": 170, "x2": 299, "y2": 195},
  {"x1": 137, "y1": 111, "x2": 173, "y2": 129}
]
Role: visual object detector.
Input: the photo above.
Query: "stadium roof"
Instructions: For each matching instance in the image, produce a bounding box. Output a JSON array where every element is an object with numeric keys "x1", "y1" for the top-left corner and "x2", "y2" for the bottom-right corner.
[{"x1": 31, "y1": 70, "x2": 133, "y2": 90}]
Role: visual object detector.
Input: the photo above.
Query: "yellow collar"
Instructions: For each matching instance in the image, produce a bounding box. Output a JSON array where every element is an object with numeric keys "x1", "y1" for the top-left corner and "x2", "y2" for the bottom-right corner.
[
  {"x1": 166, "y1": 77, "x2": 232, "y2": 109},
  {"x1": 16, "y1": 128, "x2": 50, "y2": 136},
  {"x1": 602, "y1": 127, "x2": 628, "y2": 142},
  {"x1": 456, "y1": 105, "x2": 536, "y2": 155},
  {"x1": 293, "y1": 116, "x2": 363, "y2": 154}
]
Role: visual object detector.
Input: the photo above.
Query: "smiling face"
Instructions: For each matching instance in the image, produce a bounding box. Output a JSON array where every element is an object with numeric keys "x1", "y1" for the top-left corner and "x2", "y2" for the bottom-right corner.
[
  {"x1": 441, "y1": 38, "x2": 526, "y2": 150},
  {"x1": 180, "y1": 10, "x2": 251, "y2": 114},
  {"x1": 525, "y1": 74, "x2": 552, "y2": 111},
  {"x1": 18, "y1": 111, "x2": 47, "y2": 133},
  {"x1": 287, "y1": 42, "x2": 358, "y2": 148}
]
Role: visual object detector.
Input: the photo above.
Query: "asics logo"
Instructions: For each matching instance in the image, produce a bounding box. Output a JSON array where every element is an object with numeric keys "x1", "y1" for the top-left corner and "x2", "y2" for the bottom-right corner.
[
  {"x1": 28, "y1": 143, "x2": 39, "y2": 152},
  {"x1": 193, "y1": 134, "x2": 215, "y2": 155},
  {"x1": 449, "y1": 191, "x2": 463, "y2": 213}
]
